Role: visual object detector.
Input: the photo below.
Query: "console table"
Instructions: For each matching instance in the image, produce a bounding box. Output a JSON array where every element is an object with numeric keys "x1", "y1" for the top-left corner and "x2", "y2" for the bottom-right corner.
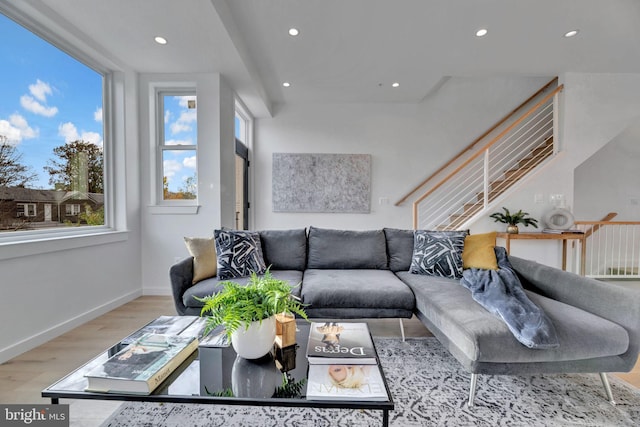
[{"x1": 496, "y1": 232, "x2": 586, "y2": 274}]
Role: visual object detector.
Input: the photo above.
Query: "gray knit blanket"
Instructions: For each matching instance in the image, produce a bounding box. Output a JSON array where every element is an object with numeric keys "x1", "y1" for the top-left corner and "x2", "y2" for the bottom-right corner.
[{"x1": 460, "y1": 247, "x2": 559, "y2": 349}]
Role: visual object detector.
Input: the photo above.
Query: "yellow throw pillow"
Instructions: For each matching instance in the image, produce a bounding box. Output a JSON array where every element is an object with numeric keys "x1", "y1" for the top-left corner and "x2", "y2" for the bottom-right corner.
[
  {"x1": 462, "y1": 232, "x2": 498, "y2": 270},
  {"x1": 184, "y1": 237, "x2": 217, "y2": 284}
]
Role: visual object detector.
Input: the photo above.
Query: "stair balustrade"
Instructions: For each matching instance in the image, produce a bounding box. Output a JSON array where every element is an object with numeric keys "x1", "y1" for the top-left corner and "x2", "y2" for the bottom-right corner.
[{"x1": 397, "y1": 79, "x2": 563, "y2": 231}]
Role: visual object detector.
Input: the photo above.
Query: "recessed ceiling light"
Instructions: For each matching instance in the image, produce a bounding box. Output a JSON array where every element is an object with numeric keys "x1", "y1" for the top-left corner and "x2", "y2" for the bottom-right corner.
[
  {"x1": 282, "y1": 82, "x2": 291, "y2": 88},
  {"x1": 288, "y1": 28, "x2": 300, "y2": 36},
  {"x1": 392, "y1": 82, "x2": 400, "y2": 88},
  {"x1": 564, "y1": 29, "x2": 579, "y2": 38},
  {"x1": 476, "y1": 28, "x2": 488, "y2": 37},
  {"x1": 154, "y1": 36, "x2": 167, "y2": 45}
]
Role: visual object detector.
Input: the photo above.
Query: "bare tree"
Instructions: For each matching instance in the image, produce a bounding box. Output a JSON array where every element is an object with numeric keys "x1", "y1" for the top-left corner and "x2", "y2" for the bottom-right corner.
[{"x1": 0, "y1": 135, "x2": 37, "y2": 187}]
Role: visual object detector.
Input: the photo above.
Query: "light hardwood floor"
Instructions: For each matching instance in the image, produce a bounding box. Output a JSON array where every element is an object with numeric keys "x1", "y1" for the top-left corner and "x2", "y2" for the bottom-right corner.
[{"x1": 1, "y1": 295, "x2": 638, "y2": 407}]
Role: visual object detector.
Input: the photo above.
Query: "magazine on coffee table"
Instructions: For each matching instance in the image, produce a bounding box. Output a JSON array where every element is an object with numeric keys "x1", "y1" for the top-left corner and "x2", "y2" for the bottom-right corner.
[
  {"x1": 306, "y1": 322, "x2": 376, "y2": 365},
  {"x1": 306, "y1": 364, "x2": 387, "y2": 401}
]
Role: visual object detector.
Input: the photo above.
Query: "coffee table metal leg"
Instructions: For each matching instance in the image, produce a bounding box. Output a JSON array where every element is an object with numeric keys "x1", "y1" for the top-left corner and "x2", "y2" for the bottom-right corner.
[{"x1": 382, "y1": 409, "x2": 389, "y2": 426}]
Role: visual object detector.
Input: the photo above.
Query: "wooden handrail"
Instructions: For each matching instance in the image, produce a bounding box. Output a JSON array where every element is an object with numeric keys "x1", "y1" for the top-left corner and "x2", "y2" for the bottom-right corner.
[
  {"x1": 575, "y1": 212, "x2": 618, "y2": 239},
  {"x1": 395, "y1": 77, "x2": 559, "y2": 206},
  {"x1": 574, "y1": 221, "x2": 640, "y2": 226},
  {"x1": 412, "y1": 84, "x2": 564, "y2": 210}
]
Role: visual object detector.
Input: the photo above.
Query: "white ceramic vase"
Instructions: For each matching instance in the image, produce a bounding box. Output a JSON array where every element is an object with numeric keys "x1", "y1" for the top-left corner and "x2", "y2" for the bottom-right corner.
[{"x1": 231, "y1": 315, "x2": 276, "y2": 359}]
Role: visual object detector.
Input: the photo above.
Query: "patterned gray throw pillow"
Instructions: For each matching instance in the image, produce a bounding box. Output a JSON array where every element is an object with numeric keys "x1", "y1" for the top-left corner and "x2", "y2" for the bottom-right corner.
[
  {"x1": 214, "y1": 229, "x2": 267, "y2": 280},
  {"x1": 410, "y1": 230, "x2": 467, "y2": 278}
]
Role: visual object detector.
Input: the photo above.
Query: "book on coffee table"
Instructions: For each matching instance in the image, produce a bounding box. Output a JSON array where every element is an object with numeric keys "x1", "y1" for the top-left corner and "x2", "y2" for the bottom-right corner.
[
  {"x1": 306, "y1": 364, "x2": 387, "y2": 401},
  {"x1": 306, "y1": 322, "x2": 376, "y2": 365},
  {"x1": 85, "y1": 333, "x2": 198, "y2": 395}
]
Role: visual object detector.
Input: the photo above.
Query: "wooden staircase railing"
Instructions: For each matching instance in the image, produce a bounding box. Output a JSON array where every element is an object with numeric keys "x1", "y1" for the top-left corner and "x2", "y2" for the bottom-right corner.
[
  {"x1": 402, "y1": 78, "x2": 563, "y2": 230},
  {"x1": 396, "y1": 77, "x2": 559, "y2": 207}
]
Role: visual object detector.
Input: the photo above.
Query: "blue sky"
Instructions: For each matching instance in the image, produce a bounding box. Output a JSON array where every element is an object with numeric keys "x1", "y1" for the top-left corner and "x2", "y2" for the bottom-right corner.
[
  {"x1": 1, "y1": 13, "x2": 200, "y2": 195},
  {"x1": 0, "y1": 13, "x2": 104, "y2": 190}
]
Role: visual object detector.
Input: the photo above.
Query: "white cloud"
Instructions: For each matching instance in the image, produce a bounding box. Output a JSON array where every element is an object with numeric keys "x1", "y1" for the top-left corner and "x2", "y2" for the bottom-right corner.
[
  {"x1": 0, "y1": 114, "x2": 38, "y2": 144},
  {"x1": 164, "y1": 110, "x2": 171, "y2": 124},
  {"x1": 176, "y1": 96, "x2": 196, "y2": 109},
  {"x1": 82, "y1": 131, "x2": 102, "y2": 147},
  {"x1": 163, "y1": 159, "x2": 182, "y2": 178},
  {"x1": 183, "y1": 156, "x2": 197, "y2": 169},
  {"x1": 94, "y1": 107, "x2": 103, "y2": 123},
  {"x1": 29, "y1": 79, "x2": 53, "y2": 102},
  {"x1": 58, "y1": 122, "x2": 103, "y2": 147},
  {"x1": 20, "y1": 95, "x2": 58, "y2": 117},
  {"x1": 170, "y1": 109, "x2": 197, "y2": 135},
  {"x1": 20, "y1": 80, "x2": 58, "y2": 117},
  {"x1": 58, "y1": 122, "x2": 79, "y2": 142}
]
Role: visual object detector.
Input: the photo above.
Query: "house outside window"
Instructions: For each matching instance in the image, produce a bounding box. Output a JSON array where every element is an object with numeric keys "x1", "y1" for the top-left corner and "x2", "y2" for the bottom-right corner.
[{"x1": 16, "y1": 203, "x2": 36, "y2": 217}]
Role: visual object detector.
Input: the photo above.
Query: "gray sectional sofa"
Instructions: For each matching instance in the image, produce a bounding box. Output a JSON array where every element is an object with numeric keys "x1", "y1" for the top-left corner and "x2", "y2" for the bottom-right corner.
[{"x1": 169, "y1": 226, "x2": 640, "y2": 406}]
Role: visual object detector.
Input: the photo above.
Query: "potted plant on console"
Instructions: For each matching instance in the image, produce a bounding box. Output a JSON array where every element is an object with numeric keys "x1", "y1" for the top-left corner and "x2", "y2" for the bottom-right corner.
[
  {"x1": 197, "y1": 270, "x2": 307, "y2": 359},
  {"x1": 490, "y1": 207, "x2": 539, "y2": 234}
]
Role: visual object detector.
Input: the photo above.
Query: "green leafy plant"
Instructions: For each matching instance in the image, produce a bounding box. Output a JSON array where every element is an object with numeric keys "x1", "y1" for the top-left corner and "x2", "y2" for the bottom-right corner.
[
  {"x1": 275, "y1": 374, "x2": 306, "y2": 398},
  {"x1": 490, "y1": 207, "x2": 539, "y2": 228},
  {"x1": 196, "y1": 269, "x2": 308, "y2": 339}
]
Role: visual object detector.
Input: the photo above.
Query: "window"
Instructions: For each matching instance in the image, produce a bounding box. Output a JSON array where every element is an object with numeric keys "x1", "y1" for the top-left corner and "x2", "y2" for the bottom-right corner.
[
  {"x1": 16, "y1": 203, "x2": 36, "y2": 217},
  {"x1": 65, "y1": 204, "x2": 81, "y2": 216},
  {"x1": 0, "y1": 12, "x2": 106, "y2": 234},
  {"x1": 234, "y1": 101, "x2": 252, "y2": 230},
  {"x1": 158, "y1": 93, "x2": 197, "y2": 201}
]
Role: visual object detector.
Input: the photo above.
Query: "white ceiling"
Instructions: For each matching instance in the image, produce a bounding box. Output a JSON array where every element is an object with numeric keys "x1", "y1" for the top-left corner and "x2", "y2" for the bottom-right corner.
[{"x1": 10, "y1": 0, "x2": 640, "y2": 117}]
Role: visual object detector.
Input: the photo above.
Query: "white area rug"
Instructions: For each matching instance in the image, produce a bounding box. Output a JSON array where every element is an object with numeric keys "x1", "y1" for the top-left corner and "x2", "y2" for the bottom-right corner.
[{"x1": 101, "y1": 337, "x2": 640, "y2": 426}]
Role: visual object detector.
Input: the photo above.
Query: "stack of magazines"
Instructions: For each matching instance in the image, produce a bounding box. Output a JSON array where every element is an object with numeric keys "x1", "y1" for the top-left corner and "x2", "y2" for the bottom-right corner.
[{"x1": 305, "y1": 322, "x2": 386, "y2": 401}]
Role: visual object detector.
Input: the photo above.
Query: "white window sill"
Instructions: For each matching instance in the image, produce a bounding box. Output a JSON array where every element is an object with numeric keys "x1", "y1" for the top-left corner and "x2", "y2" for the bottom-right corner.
[
  {"x1": 147, "y1": 205, "x2": 200, "y2": 215},
  {"x1": 0, "y1": 229, "x2": 129, "y2": 261}
]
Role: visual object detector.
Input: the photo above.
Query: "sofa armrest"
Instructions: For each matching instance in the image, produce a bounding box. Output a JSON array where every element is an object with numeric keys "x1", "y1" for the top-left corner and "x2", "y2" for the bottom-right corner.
[
  {"x1": 509, "y1": 255, "x2": 640, "y2": 367},
  {"x1": 169, "y1": 257, "x2": 195, "y2": 316}
]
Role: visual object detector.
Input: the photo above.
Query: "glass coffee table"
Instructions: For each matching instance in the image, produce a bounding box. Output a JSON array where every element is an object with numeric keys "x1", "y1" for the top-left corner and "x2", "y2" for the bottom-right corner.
[{"x1": 42, "y1": 320, "x2": 394, "y2": 426}]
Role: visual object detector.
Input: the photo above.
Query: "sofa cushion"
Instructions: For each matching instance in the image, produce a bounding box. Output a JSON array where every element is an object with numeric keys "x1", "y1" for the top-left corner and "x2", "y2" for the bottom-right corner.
[
  {"x1": 384, "y1": 228, "x2": 414, "y2": 272},
  {"x1": 183, "y1": 236, "x2": 217, "y2": 284},
  {"x1": 183, "y1": 270, "x2": 303, "y2": 310},
  {"x1": 410, "y1": 230, "x2": 467, "y2": 278},
  {"x1": 307, "y1": 227, "x2": 388, "y2": 269},
  {"x1": 462, "y1": 231, "x2": 498, "y2": 270},
  {"x1": 302, "y1": 269, "x2": 415, "y2": 311},
  {"x1": 214, "y1": 229, "x2": 267, "y2": 280},
  {"x1": 397, "y1": 271, "x2": 629, "y2": 364},
  {"x1": 259, "y1": 229, "x2": 307, "y2": 271}
]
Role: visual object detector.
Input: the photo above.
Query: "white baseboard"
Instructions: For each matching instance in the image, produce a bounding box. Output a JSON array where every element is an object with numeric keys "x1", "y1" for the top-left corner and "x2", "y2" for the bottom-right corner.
[
  {"x1": 0, "y1": 289, "x2": 142, "y2": 364},
  {"x1": 142, "y1": 286, "x2": 172, "y2": 296}
]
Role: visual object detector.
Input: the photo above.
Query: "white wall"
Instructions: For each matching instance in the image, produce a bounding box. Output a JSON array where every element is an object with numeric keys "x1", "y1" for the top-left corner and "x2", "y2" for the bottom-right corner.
[
  {"x1": 253, "y1": 77, "x2": 550, "y2": 231},
  {"x1": 0, "y1": 71, "x2": 142, "y2": 364},
  {"x1": 573, "y1": 99, "x2": 640, "y2": 220},
  {"x1": 139, "y1": 73, "x2": 237, "y2": 296}
]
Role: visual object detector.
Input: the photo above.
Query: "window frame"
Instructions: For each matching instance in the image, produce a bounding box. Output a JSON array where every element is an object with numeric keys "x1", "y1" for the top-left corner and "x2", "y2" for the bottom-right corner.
[
  {"x1": 0, "y1": 5, "x2": 127, "y2": 259},
  {"x1": 148, "y1": 82, "x2": 200, "y2": 215},
  {"x1": 17, "y1": 203, "x2": 37, "y2": 218},
  {"x1": 65, "y1": 204, "x2": 81, "y2": 216}
]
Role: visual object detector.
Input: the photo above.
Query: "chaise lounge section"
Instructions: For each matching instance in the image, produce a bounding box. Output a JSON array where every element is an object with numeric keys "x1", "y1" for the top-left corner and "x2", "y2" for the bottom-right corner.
[{"x1": 169, "y1": 226, "x2": 640, "y2": 406}]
